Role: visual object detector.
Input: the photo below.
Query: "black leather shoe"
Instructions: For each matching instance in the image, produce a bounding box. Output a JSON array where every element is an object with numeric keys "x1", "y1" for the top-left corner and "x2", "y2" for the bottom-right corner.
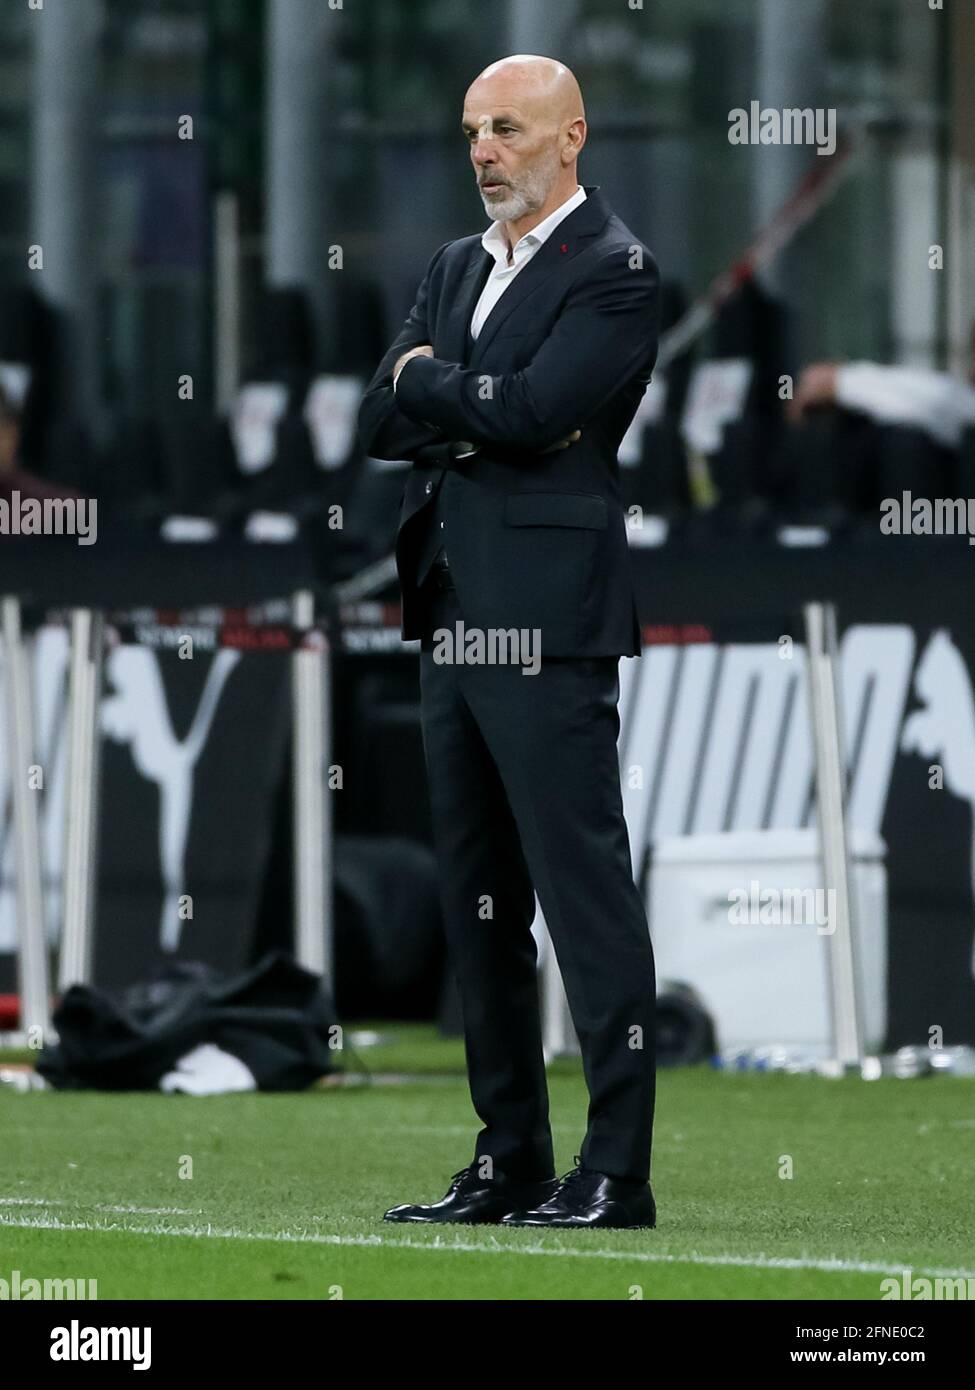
[
  {"x1": 501, "y1": 1164, "x2": 656, "y2": 1229},
  {"x1": 383, "y1": 1165, "x2": 559, "y2": 1224}
]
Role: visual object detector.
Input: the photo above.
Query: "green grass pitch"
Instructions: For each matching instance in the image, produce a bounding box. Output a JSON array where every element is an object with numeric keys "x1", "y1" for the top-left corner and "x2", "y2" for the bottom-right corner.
[{"x1": 1, "y1": 1027, "x2": 973, "y2": 1300}]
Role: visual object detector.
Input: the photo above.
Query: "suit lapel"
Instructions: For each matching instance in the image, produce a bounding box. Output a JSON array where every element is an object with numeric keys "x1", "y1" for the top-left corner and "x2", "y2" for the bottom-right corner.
[
  {"x1": 442, "y1": 249, "x2": 492, "y2": 367},
  {"x1": 468, "y1": 186, "x2": 612, "y2": 367}
]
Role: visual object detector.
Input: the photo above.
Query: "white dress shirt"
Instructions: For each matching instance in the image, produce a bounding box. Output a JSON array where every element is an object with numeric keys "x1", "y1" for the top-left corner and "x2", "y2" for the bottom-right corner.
[
  {"x1": 469, "y1": 184, "x2": 587, "y2": 339},
  {"x1": 392, "y1": 185, "x2": 588, "y2": 391}
]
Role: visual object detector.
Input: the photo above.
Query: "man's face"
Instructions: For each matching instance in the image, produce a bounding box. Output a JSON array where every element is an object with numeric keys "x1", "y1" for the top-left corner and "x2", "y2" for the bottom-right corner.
[{"x1": 462, "y1": 82, "x2": 562, "y2": 224}]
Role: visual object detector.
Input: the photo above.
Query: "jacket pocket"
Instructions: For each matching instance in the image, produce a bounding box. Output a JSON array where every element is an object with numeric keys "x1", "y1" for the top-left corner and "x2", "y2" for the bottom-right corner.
[{"x1": 504, "y1": 491, "x2": 608, "y2": 530}]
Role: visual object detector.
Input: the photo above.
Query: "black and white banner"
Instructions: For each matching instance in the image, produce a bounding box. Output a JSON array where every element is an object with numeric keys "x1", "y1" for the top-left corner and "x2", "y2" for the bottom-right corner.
[
  {"x1": 624, "y1": 538, "x2": 975, "y2": 1046},
  {"x1": 2, "y1": 536, "x2": 973, "y2": 1046},
  {"x1": 0, "y1": 632, "x2": 291, "y2": 991}
]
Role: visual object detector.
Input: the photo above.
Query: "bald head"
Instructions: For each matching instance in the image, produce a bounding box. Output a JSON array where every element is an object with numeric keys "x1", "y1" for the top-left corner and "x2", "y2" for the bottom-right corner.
[
  {"x1": 462, "y1": 55, "x2": 587, "y2": 237},
  {"x1": 467, "y1": 55, "x2": 585, "y2": 128}
]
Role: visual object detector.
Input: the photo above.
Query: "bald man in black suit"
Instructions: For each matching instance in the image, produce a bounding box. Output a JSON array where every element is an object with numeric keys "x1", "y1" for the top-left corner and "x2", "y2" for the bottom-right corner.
[{"x1": 359, "y1": 54, "x2": 659, "y2": 1230}]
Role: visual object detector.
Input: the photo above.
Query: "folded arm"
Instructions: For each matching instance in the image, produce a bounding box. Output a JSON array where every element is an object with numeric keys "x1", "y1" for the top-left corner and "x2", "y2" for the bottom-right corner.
[
  {"x1": 357, "y1": 242, "x2": 452, "y2": 461},
  {"x1": 394, "y1": 247, "x2": 660, "y2": 453}
]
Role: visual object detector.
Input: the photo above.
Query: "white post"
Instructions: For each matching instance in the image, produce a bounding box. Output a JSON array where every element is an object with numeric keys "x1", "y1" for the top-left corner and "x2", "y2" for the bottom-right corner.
[
  {"x1": 804, "y1": 602, "x2": 862, "y2": 1067},
  {"x1": 291, "y1": 590, "x2": 331, "y2": 981},
  {"x1": 31, "y1": 0, "x2": 103, "y2": 422},
  {"x1": 213, "y1": 190, "x2": 242, "y2": 416},
  {"x1": 265, "y1": 0, "x2": 334, "y2": 345},
  {"x1": 59, "y1": 609, "x2": 104, "y2": 990},
  {"x1": 1, "y1": 597, "x2": 51, "y2": 1040}
]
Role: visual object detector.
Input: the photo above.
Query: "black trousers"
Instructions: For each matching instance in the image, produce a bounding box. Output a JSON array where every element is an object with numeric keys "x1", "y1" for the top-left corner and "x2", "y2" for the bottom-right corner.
[{"x1": 417, "y1": 574, "x2": 656, "y2": 1183}]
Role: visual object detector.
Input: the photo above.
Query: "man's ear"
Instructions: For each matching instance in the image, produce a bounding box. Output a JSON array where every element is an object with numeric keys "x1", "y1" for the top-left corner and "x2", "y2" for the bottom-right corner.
[{"x1": 565, "y1": 117, "x2": 587, "y2": 160}]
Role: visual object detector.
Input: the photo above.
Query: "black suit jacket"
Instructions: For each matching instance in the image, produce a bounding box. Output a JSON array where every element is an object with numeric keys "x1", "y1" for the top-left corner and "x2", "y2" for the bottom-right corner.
[{"x1": 357, "y1": 186, "x2": 660, "y2": 657}]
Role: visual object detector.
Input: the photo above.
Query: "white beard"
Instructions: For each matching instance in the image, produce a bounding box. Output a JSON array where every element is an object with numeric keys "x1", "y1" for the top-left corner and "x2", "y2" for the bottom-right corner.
[
  {"x1": 479, "y1": 152, "x2": 562, "y2": 225},
  {"x1": 480, "y1": 187, "x2": 532, "y2": 222}
]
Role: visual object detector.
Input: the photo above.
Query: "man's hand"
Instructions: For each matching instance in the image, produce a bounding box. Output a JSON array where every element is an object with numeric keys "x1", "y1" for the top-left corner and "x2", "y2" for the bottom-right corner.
[
  {"x1": 539, "y1": 429, "x2": 582, "y2": 454},
  {"x1": 393, "y1": 344, "x2": 434, "y2": 388},
  {"x1": 789, "y1": 363, "x2": 840, "y2": 423}
]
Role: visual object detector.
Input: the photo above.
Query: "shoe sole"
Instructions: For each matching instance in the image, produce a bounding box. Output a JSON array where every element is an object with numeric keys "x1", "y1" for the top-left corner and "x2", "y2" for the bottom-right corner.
[
  {"x1": 501, "y1": 1219, "x2": 656, "y2": 1230},
  {"x1": 382, "y1": 1213, "x2": 508, "y2": 1224}
]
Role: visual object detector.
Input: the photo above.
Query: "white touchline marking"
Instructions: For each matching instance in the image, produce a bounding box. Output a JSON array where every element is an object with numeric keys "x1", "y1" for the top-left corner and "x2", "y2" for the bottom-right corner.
[
  {"x1": 1, "y1": 1212, "x2": 972, "y2": 1281},
  {"x1": 0, "y1": 1197, "x2": 64, "y2": 1207},
  {"x1": 97, "y1": 1204, "x2": 202, "y2": 1216},
  {"x1": 0, "y1": 1198, "x2": 199, "y2": 1216}
]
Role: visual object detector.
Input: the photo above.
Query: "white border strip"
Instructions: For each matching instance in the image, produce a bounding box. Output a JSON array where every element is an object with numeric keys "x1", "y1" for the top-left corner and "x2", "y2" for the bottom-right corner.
[{"x1": 1, "y1": 1212, "x2": 972, "y2": 1280}]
